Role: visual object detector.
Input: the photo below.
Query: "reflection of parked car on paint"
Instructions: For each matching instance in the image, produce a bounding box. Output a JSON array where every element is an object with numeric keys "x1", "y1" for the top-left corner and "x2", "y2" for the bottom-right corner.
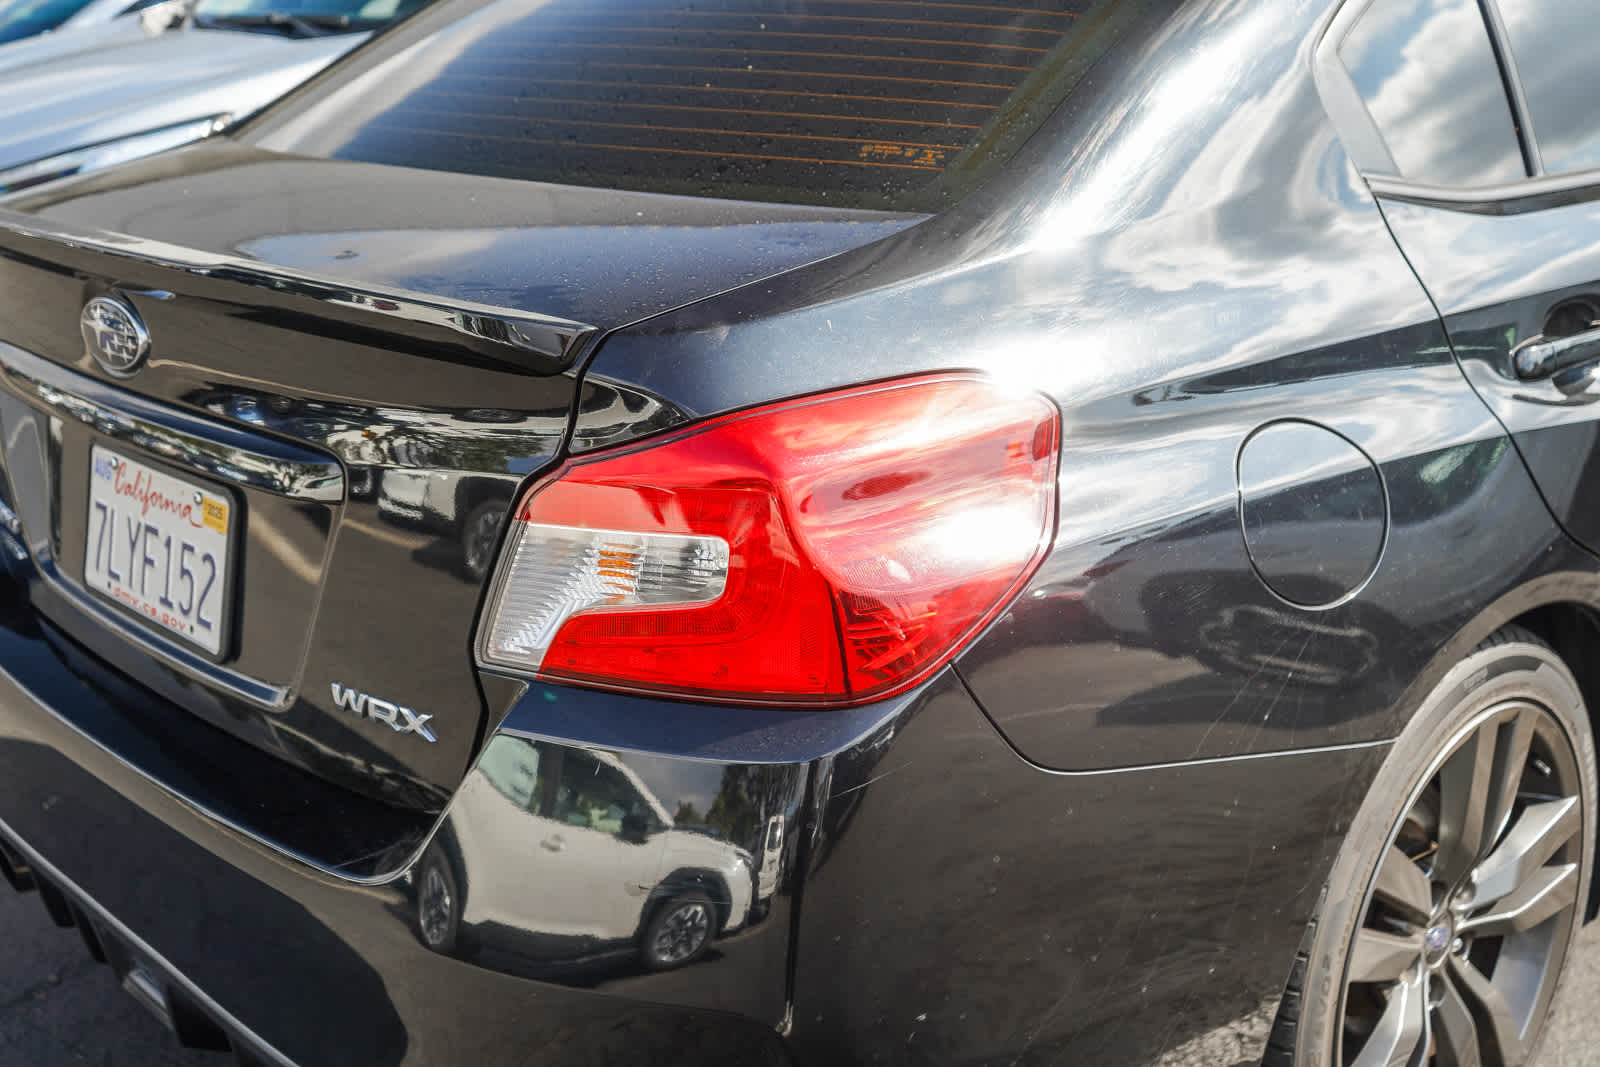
[
  {"x1": 377, "y1": 470, "x2": 511, "y2": 581},
  {"x1": 417, "y1": 736, "x2": 752, "y2": 971},
  {"x1": 754, "y1": 814, "x2": 784, "y2": 915}
]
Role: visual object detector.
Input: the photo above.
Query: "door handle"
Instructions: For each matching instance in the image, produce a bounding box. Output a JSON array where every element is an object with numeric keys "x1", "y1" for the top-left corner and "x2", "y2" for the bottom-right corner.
[
  {"x1": 1512, "y1": 324, "x2": 1600, "y2": 380},
  {"x1": 541, "y1": 835, "x2": 566, "y2": 852}
]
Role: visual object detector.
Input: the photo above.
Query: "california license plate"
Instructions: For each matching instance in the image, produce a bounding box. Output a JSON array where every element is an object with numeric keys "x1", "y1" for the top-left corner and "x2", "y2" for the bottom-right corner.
[{"x1": 85, "y1": 445, "x2": 233, "y2": 656}]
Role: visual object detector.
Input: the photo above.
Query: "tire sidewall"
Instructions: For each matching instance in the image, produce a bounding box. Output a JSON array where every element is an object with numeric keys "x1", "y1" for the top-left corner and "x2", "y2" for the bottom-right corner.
[
  {"x1": 642, "y1": 891, "x2": 715, "y2": 970},
  {"x1": 416, "y1": 846, "x2": 463, "y2": 955},
  {"x1": 461, "y1": 500, "x2": 509, "y2": 582},
  {"x1": 1294, "y1": 638, "x2": 1598, "y2": 1067}
]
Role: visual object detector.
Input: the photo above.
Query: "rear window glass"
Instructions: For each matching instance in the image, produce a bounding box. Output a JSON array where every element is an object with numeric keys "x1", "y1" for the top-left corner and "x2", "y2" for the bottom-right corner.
[{"x1": 251, "y1": 0, "x2": 1136, "y2": 209}]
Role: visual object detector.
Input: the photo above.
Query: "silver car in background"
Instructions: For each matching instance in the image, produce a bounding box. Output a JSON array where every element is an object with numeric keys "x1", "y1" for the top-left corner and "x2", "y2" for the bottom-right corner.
[
  {"x1": 0, "y1": 0, "x2": 172, "y2": 45},
  {"x1": 0, "y1": 0, "x2": 426, "y2": 193}
]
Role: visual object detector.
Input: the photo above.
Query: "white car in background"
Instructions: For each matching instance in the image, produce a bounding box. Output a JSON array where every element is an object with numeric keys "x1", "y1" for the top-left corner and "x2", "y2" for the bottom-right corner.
[{"x1": 756, "y1": 814, "x2": 784, "y2": 909}]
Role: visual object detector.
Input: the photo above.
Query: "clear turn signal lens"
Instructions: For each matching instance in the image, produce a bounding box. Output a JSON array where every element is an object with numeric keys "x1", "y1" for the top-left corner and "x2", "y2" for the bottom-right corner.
[{"x1": 486, "y1": 525, "x2": 730, "y2": 665}]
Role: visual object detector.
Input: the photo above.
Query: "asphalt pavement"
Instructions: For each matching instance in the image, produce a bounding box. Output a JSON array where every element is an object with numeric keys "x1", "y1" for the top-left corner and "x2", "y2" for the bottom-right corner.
[
  {"x1": 0, "y1": 885, "x2": 213, "y2": 1066},
  {"x1": 0, "y1": 876, "x2": 1597, "y2": 1066},
  {"x1": 1538, "y1": 919, "x2": 1600, "y2": 1067}
]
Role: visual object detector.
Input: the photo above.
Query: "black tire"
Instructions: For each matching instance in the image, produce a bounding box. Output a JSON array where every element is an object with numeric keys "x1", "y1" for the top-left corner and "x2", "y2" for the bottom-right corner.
[
  {"x1": 641, "y1": 891, "x2": 716, "y2": 971},
  {"x1": 460, "y1": 499, "x2": 509, "y2": 582},
  {"x1": 415, "y1": 845, "x2": 462, "y2": 955},
  {"x1": 349, "y1": 467, "x2": 377, "y2": 501},
  {"x1": 1269, "y1": 627, "x2": 1596, "y2": 1067}
]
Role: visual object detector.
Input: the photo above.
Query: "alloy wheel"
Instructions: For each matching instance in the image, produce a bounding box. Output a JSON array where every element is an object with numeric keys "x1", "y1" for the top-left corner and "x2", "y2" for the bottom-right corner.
[
  {"x1": 1338, "y1": 701, "x2": 1584, "y2": 1067},
  {"x1": 419, "y1": 862, "x2": 454, "y2": 949},
  {"x1": 652, "y1": 901, "x2": 711, "y2": 966},
  {"x1": 463, "y1": 504, "x2": 505, "y2": 581}
]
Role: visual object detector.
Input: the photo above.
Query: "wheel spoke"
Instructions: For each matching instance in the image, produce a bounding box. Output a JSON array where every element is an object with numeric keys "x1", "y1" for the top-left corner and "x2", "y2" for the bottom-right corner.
[
  {"x1": 1373, "y1": 844, "x2": 1434, "y2": 924},
  {"x1": 1349, "y1": 927, "x2": 1424, "y2": 984},
  {"x1": 1437, "y1": 709, "x2": 1533, "y2": 889},
  {"x1": 1484, "y1": 708, "x2": 1536, "y2": 848},
  {"x1": 1351, "y1": 974, "x2": 1429, "y2": 1067},
  {"x1": 1462, "y1": 863, "x2": 1578, "y2": 938},
  {"x1": 1436, "y1": 722, "x2": 1499, "y2": 887},
  {"x1": 1447, "y1": 955, "x2": 1527, "y2": 1067},
  {"x1": 1471, "y1": 796, "x2": 1580, "y2": 906},
  {"x1": 1434, "y1": 973, "x2": 1483, "y2": 1067},
  {"x1": 1339, "y1": 696, "x2": 1575, "y2": 1067}
]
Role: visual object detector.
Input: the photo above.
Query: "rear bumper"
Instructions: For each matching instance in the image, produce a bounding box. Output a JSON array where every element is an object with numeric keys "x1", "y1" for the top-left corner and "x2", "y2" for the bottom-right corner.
[
  {"x1": 0, "y1": 561, "x2": 1391, "y2": 1066},
  {"x1": 0, "y1": 585, "x2": 835, "y2": 1066}
]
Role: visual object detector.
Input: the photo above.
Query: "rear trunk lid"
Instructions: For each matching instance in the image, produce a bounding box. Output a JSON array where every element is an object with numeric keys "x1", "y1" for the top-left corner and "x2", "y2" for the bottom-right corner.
[{"x1": 0, "y1": 142, "x2": 919, "y2": 808}]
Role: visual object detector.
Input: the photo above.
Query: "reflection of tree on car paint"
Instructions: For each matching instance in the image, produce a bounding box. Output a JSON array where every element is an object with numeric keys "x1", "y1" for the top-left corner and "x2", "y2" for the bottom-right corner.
[{"x1": 416, "y1": 736, "x2": 754, "y2": 972}]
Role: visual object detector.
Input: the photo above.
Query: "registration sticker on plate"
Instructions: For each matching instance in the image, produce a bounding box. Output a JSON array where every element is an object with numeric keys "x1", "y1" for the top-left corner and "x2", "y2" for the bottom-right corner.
[{"x1": 85, "y1": 445, "x2": 232, "y2": 656}]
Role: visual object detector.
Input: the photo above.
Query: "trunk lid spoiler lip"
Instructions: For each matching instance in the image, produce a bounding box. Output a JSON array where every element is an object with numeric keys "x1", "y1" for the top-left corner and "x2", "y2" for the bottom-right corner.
[{"x1": 0, "y1": 208, "x2": 598, "y2": 371}]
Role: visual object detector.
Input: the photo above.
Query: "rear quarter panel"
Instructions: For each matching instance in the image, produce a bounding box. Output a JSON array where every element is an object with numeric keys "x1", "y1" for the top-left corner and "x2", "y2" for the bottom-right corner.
[
  {"x1": 572, "y1": 3, "x2": 1600, "y2": 1057},
  {"x1": 580, "y1": 0, "x2": 1577, "y2": 770}
]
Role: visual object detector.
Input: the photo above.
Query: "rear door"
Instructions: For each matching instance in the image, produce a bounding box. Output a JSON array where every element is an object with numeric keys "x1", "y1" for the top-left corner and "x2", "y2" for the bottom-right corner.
[{"x1": 1321, "y1": 0, "x2": 1600, "y2": 553}]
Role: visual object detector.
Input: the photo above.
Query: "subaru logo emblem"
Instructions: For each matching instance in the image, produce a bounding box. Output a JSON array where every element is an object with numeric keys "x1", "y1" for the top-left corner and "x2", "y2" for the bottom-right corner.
[{"x1": 80, "y1": 296, "x2": 150, "y2": 378}]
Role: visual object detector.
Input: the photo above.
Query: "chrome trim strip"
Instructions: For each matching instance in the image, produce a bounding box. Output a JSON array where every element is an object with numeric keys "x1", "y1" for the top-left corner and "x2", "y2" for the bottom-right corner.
[
  {"x1": 0, "y1": 341, "x2": 346, "y2": 504},
  {"x1": 0, "y1": 210, "x2": 597, "y2": 367},
  {"x1": 1368, "y1": 170, "x2": 1600, "y2": 215},
  {"x1": 36, "y1": 557, "x2": 291, "y2": 708},
  {"x1": 0, "y1": 814, "x2": 300, "y2": 1067}
]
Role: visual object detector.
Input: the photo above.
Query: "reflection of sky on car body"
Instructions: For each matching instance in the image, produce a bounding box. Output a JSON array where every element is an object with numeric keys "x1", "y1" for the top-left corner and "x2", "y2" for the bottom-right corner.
[
  {"x1": 1499, "y1": 0, "x2": 1600, "y2": 172},
  {"x1": 1339, "y1": 0, "x2": 1522, "y2": 185}
]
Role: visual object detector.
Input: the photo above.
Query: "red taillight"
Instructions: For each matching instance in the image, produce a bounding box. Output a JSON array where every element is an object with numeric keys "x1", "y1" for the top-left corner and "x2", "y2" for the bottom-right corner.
[{"x1": 479, "y1": 374, "x2": 1059, "y2": 706}]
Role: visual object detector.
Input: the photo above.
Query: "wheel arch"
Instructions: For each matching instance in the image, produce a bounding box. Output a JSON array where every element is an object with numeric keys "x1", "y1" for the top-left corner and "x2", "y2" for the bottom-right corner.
[
  {"x1": 641, "y1": 867, "x2": 734, "y2": 938},
  {"x1": 453, "y1": 477, "x2": 515, "y2": 530},
  {"x1": 1393, "y1": 571, "x2": 1600, "y2": 920},
  {"x1": 1503, "y1": 599, "x2": 1600, "y2": 921},
  {"x1": 412, "y1": 828, "x2": 471, "y2": 955}
]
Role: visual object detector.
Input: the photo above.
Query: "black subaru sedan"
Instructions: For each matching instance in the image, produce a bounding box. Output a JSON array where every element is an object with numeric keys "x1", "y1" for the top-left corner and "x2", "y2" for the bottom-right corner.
[{"x1": 0, "y1": 0, "x2": 1595, "y2": 1063}]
